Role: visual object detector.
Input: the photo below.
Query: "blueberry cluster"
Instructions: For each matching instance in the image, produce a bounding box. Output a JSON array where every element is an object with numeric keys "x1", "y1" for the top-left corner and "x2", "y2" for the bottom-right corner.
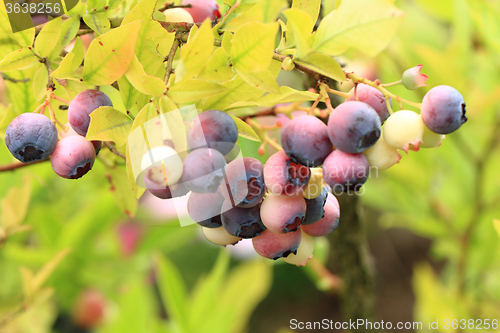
[{"x1": 5, "y1": 89, "x2": 111, "y2": 179}]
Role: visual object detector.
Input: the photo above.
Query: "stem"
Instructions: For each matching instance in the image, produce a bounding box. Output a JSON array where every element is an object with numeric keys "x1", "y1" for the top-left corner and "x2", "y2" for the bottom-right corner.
[
  {"x1": 157, "y1": 2, "x2": 193, "y2": 12},
  {"x1": 308, "y1": 257, "x2": 342, "y2": 293},
  {"x1": 332, "y1": 193, "x2": 376, "y2": 331},
  {"x1": 346, "y1": 73, "x2": 422, "y2": 109},
  {"x1": 218, "y1": 0, "x2": 242, "y2": 31},
  {"x1": 104, "y1": 141, "x2": 127, "y2": 160},
  {"x1": 381, "y1": 79, "x2": 402, "y2": 88},
  {"x1": 1, "y1": 72, "x2": 29, "y2": 83},
  {"x1": 50, "y1": 94, "x2": 71, "y2": 105},
  {"x1": 164, "y1": 38, "x2": 181, "y2": 85},
  {"x1": 308, "y1": 94, "x2": 321, "y2": 116},
  {"x1": 327, "y1": 88, "x2": 350, "y2": 99},
  {"x1": 0, "y1": 160, "x2": 46, "y2": 172}
]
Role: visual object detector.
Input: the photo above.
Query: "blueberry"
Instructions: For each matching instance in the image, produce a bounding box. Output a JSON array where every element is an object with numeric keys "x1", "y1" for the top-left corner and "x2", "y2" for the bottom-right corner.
[
  {"x1": 347, "y1": 83, "x2": 390, "y2": 123},
  {"x1": 5, "y1": 113, "x2": 58, "y2": 163},
  {"x1": 421, "y1": 85, "x2": 467, "y2": 134},
  {"x1": 50, "y1": 135, "x2": 96, "y2": 179},
  {"x1": 181, "y1": 0, "x2": 221, "y2": 23},
  {"x1": 220, "y1": 157, "x2": 266, "y2": 208},
  {"x1": 263, "y1": 151, "x2": 310, "y2": 196},
  {"x1": 322, "y1": 150, "x2": 370, "y2": 193},
  {"x1": 179, "y1": 148, "x2": 226, "y2": 193},
  {"x1": 188, "y1": 188, "x2": 225, "y2": 228},
  {"x1": 221, "y1": 200, "x2": 266, "y2": 238},
  {"x1": 260, "y1": 193, "x2": 306, "y2": 234},
  {"x1": 302, "y1": 193, "x2": 340, "y2": 237},
  {"x1": 303, "y1": 185, "x2": 330, "y2": 225},
  {"x1": 68, "y1": 89, "x2": 113, "y2": 136},
  {"x1": 252, "y1": 228, "x2": 302, "y2": 260},
  {"x1": 201, "y1": 226, "x2": 241, "y2": 246},
  {"x1": 187, "y1": 110, "x2": 238, "y2": 155},
  {"x1": 327, "y1": 101, "x2": 382, "y2": 153},
  {"x1": 281, "y1": 115, "x2": 333, "y2": 167}
]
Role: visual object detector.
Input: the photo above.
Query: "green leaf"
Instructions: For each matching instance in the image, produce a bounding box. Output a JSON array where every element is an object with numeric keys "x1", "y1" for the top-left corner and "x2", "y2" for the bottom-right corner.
[
  {"x1": 494, "y1": 219, "x2": 500, "y2": 238},
  {"x1": 291, "y1": 0, "x2": 321, "y2": 24},
  {"x1": 105, "y1": 166, "x2": 138, "y2": 217},
  {"x1": 82, "y1": 20, "x2": 141, "y2": 85},
  {"x1": 11, "y1": 29, "x2": 36, "y2": 48},
  {"x1": 125, "y1": 54, "x2": 166, "y2": 97},
  {"x1": 0, "y1": 104, "x2": 17, "y2": 137},
  {"x1": 34, "y1": 17, "x2": 62, "y2": 58},
  {"x1": 198, "y1": 47, "x2": 235, "y2": 82},
  {"x1": 203, "y1": 76, "x2": 263, "y2": 111},
  {"x1": 0, "y1": 47, "x2": 38, "y2": 71},
  {"x1": 312, "y1": 0, "x2": 404, "y2": 56},
  {"x1": 231, "y1": 21, "x2": 279, "y2": 73},
  {"x1": 1, "y1": 175, "x2": 31, "y2": 230},
  {"x1": 86, "y1": 106, "x2": 133, "y2": 147},
  {"x1": 82, "y1": 12, "x2": 111, "y2": 36},
  {"x1": 284, "y1": 9, "x2": 313, "y2": 59},
  {"x1": 228, "y1": 86, "x2": 319, "y2": 109},
  {"x1": 230, "y1": 115, "x2": 261, "y2": 142},
  {"x1": 117, "y1": 76, "x2": 148, "y2": 114},
  {"x1": 155, "y1": 253, "x2": 189, "y2": 331},
  {"x1": 33, "y1": 64, "x2": 48, "y2": 102},
  {"x1": 168, "y1": 78, "x2": 227, "y2": 104},
  {"x1": 138, "y1": 20, "x2": 175, "y2": 75},
  {"x1": 236, "y1": 69, "x2": 280, "y2": 94},
  {"x1": 60, "y1": 17, "x2": 80, "y2": 47},
  {"x1": 50, "y1": 37, "x2": 84, "y2": 80},
  {"x1": 221, "y1": 16, "x2": 258, "y2": 33},
  {"x1": 122, "y1": 0, "x2": 159, "y2": 51},
  {"x1": 180, "y1": 20, "x2": 214, "y2": 78},
  {"x1": 294, "y1": 53, "x2": 346, "y2": 82},
  {"x1": 30, "y1": 249, "x2": 71, "y2": 297}
]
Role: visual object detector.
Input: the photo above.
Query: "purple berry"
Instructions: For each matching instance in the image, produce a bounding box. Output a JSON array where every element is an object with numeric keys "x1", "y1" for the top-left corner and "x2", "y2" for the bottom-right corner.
[
  {"x1": 421, "y1": 85, "x2": 467, "y2": 134},
  {"x1": 322, "y1": 150, "x2": 370, "y2": 192},
  {"x1": 187, "y1": 110, "x2": 238, "y2": 155},
  {"x1": 5, "y1": 113, "x2": 58, "y2": 163},
  {"x1": 347, "y1": 83, "x2": 390, "y2": 123},
  {"x1": 220, "y1": 157, "x2": 266, "y2": 208},
  {"x1": 179, "y1": 148, "x2": 226, "y2": 193},
  {"x1": 50, "y1": 136, "x2": 96, "y2": 179},
  {"x1": 68, "y1": 90, "x2": 113, "y2": 136},
  {"x1": 263, "y1": 151, "x2": 310, "y2": 196},
  {"x1": 188, "y1": 189, "x2": 224, "y2": 228},
  {"x1": 303, "y1": 185, "x2": 329, "y2": 225},
  {"x1": 302, "y1": 193, "x2": 340, "y2": 237},
  {"x1": 327, "y1": 101, "x2": 381, "y2": 153},
  {"x1": 260, "y1": 194, "x2": 305, "y2": 234},
  {"x1": 143, "y1": 174, "x2": 189, "y2": 199},
  {"x1": 252, "y1": 228, "x2": 302, "y2": 260},
  {"x1": 281, "y1": 115, "x2": 333, "y2": 167},
  {"x1": 221, "y1": 200, "x2": 266, "y2": 238}
]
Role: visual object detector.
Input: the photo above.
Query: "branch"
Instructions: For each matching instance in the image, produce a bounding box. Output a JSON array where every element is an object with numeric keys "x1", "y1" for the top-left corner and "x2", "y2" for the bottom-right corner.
[
  {"x1": 164, "y1": 38, "x2": 181, "y2": 85},
  {"x1": 157, "y1": 2, "x2": 193, "y2": 12},
  {"x1": 1, "y1": 72, "x2": 30, "y2": 83},
  {"x1": 0, "y1": 160, "x2": 47, "y2": 172},
  {"x1": 104, "y1": 141, "x2": 126, "y2": 160}
]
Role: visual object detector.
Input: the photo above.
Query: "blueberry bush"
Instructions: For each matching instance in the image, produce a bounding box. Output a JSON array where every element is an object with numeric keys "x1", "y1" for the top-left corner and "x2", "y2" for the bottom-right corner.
[{"x1": 0, "y1": 0, "x2": 499, "y2": 332}]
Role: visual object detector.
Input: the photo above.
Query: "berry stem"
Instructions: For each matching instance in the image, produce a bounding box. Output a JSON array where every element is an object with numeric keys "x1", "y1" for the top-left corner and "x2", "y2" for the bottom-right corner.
[
  {"x1": 0, "y1": 160, "x2": 47, "y2": 172},
  {"x1": 327, "y1": 88, "x2": 350, "y2": 99},
  {"x1": 346, "y1": 73, "x2": 422, "y2": 109},
  {"x1": 104, "y1": 141, "x2": 127, "y2": 160},
  {"x1": 381, "y1": 80, "x2": 402, "y2": 88},
  {"x1": 308, "y1": 94, "x2": 321, "y2": 116},
  {"x1": 50, "y1": 94, "x2": 71, "y2": 105}
]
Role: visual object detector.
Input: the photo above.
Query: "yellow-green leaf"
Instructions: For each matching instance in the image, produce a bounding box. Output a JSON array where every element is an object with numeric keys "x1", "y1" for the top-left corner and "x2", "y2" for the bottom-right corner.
[
  {"x1": 33, "y1": 64, "x2": 48, "y2": 102},
  {"x1": 198, "y1": 47, "x2": 235, "y2": 82},
  {"x1": 181, "y1": 20, "x2": 214, "y2": 78},
  {"x1": 34, "y1": 17, "x2": 62, "y2": 58},
  {"x1": 230, "y1": 115, "x2": 261, "y2": 142},
  {"x1": 494, "y1": 219, "x2": 500, "y2": 238},
  {"x1": 236, "y1": 69, "x2": 280, "y2": 94},
  {"x1": 106, "y1": 166, "x2": 138, "y2": 217},
  {"x1": 82, "y1": 20, "x2": 141, "y2": 85},
  {"x1": 50, "y1": 37, "x2": 84, "y2": 80},
  {"x1": 203, "y1": 76, "x2": 263, "y2": 111},
  {"x1": 0, "y1": 47, "x2": 38, "y2": 71},
  {"x1": 231, "y1": 21, "x2": 279, "y2": 73},
  {"x1": 312, "y1": 0, "x2": 404, "y2": 56},
  {"x1": 0, "y1": 105, "x2": 17, "y2": 137},
  {"x1": 1, "y1": 175, "x2": 31, "y2": 229},
  {"x1": 221, "y1": 16, "x2": 258, "y2": 33},
  {"x1": 168, "y1": 78, "x2": 227, "y2": 104},
  {"x1": 118, "y1": 76, "x2": 150, "y2": 115},
  {"x1": 294, "y1": 53, "x2": 345, "y2": 82},
  {"x1": 31, "y1": 249, "x2": 71, "y2": 296},
  {"x1": 285, "y1": 9, "x2": 313, "y2": 59},
  {"x1": 228, "y1": 86, "x2": 319, "y2": 109},
  {"x1": 60, "y1": 17, "x2": 80, "y2": 47},
  {"x1": 86, "y1": 106, "x2": 133, "y2": 147},
  {"x1": 82, "y1": 12, "x2": 111, "y2": 36},
  {"x1": 125, "y1": 54, "x2": 166, "y2": 97},
  {"x1": 291, "y1": 0, "x2": 321, "y2": 24},
  {"x1": 11, "y1": 28, "x2": 36, "y2": 48}
]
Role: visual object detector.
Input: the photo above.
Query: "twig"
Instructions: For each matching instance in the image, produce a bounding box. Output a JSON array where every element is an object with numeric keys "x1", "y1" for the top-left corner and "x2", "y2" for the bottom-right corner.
[
  {"x1": 218, "y1": 0, "x2": 242, "y2": 31},
  {"x1": 0, "y1": 160, "x2": 46, "y2": 172},
  {"x1": 157, "y1": 2, "x2": 193, "y2": 12},
  {"x1": 164, "y1": 38, "x2": 181, "y2": 85},
  {"x1": 1, "y1": 72, "x2": 30, "y2": 83},
  {"x1": 104, "y1": 141, "x2": 126, "y2": 160}
]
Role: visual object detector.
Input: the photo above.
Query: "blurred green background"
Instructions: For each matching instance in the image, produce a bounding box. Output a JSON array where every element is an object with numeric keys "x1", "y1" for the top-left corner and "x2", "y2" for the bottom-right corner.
[{"x1": 1, "y1": 0, "x2": 500, "y2": 332}]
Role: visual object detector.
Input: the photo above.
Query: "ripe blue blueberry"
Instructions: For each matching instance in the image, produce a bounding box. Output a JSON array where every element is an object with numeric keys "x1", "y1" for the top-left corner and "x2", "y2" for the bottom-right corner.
[
  {"x1": 328, "y1": 101, "x2": 381, "y2": 153},
  {"x1": 68, "y1": 89, "x2": 113, "y2": 136},
  {"x1": 187, "y1": 110, "x2": 238, "y2": 155},
  {"x1": 303, "y1": 185, "x2": 330, "y2": 225},
  {"x1": 220, "y1": 157, "x2": 266, "y2": 208},
  {"x1": 347, "y1": 83, "x2": 390, "y2": 123},
  {"x1": 179, "y1": 148, "x2": 226, "y2": 193},
  {"x1": 221, "y1": 200, "x2": 266, "y2": 238},
  {"x1": 421, "y1": 85, "x2": 467, "y2": 134},
  {"x1": 302, "y1": 193, "x2": 340, "y2": 237},
  {"x1": 188, "y1": 189, "x2": 225, "y2": 228},
  {"x1": 5, "y1": 113, "x2": 58, "y2": 163},
  {"x1": 281, "y1": 115, "x2": 333, "y2": 167}
]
